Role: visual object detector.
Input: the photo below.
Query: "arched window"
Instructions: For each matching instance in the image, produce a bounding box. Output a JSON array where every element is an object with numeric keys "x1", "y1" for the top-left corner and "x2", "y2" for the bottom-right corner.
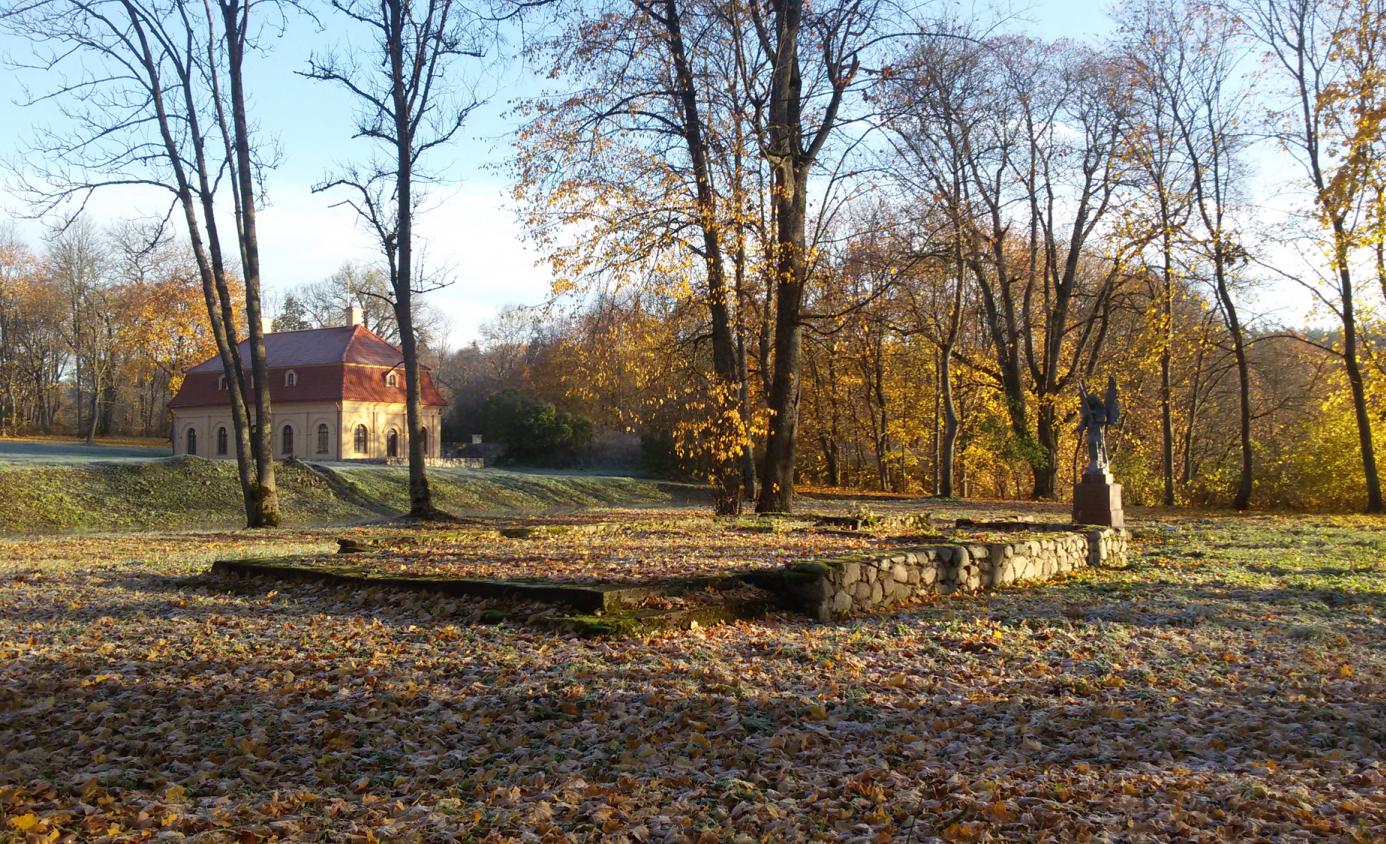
[
  {"x1": 354, "y1": 424, "x2": 368, "y2": 454},
  {"x1": 285, "y1": 370, "x2": 298, "y2": 387},
  {"x1": 186, "y1": 427, "x2": 197, "y2": 455},
  {"x1": 218, "y1": 375, "x2": 227, "y2": 390},
  {"x1": 316, "y1": 423, "x2": 329, "y2": 454},
  {"x1": 281, "y1": 424, "x2": 294, "y2": 456},
  {"x1": 216, "y1": 426, "x2": 228, "y2": 456},
  {"x1": 386, "y1": 429, "x2": 399, "y2": 458},
  {"x1": 386, "y1": 371, "x2": 399, "y2": 387}
]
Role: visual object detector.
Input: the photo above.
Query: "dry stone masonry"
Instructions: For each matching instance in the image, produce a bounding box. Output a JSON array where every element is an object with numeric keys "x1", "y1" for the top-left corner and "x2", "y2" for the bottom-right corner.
[{"x1": 778, "y1": 522, "x2": 1128, "y2": 621}]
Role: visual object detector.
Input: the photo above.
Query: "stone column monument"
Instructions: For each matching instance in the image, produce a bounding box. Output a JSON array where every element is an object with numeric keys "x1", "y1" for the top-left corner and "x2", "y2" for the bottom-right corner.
[{"x1": 1073, "y1": 377, "x2": 1124, "y2": 528}]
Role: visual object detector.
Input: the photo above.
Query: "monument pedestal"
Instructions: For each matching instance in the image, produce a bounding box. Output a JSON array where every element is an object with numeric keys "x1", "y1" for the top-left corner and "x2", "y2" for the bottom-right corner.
[{"x1": 1073, "y1": 471, "x2": 1124, "y2": 528}]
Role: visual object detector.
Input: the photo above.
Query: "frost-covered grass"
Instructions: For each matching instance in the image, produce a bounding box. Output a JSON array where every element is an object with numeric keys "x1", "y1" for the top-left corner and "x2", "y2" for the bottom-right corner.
[{"x1": 0, "y1": 436, "x2": 171, "y2": 465}]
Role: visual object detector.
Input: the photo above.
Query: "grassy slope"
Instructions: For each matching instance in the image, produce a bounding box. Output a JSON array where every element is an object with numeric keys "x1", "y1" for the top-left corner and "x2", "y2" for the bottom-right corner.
[
  {"x1": 330, "y1": 465, "x2": 684, "y2": 514},
  {"x1": 0, "y1": 458, "x2": 693, "y2": 533}
]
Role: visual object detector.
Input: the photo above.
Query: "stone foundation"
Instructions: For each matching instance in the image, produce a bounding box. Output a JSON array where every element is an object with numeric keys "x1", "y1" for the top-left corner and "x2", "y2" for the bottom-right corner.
[{"x1": 780, "y1": 523, "x2": 1128, "y2": 621}]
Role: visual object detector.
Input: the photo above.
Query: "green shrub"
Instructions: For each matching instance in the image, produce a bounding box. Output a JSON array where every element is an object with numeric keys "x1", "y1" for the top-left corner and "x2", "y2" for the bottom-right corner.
[{"x1": 481, "y1": 389, "x2": 594, "y2": 466}]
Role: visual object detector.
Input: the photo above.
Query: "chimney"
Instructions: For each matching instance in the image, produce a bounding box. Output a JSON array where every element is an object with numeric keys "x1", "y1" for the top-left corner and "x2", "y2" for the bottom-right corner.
[
  {"x1": 260, "y1": 315, "x2": 274, "y2": 336},
  {"x1": 348, "y1": 305, "x2": 365, "y2": 327}
]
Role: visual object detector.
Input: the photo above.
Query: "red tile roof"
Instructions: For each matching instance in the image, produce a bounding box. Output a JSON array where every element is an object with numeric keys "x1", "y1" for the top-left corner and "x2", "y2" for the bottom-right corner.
[
  {"x1": 188, "y1": 325, "x2": 406, "y2": 371},
  {"x1": 170, "y1": 326, "x2": 446, "y2": 409}
]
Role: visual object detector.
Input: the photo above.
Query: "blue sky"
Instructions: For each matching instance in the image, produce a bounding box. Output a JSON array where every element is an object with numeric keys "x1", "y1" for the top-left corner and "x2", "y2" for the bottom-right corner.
[{"x1": 3, "y1": 1, "x2": 1310, "y2": 347}]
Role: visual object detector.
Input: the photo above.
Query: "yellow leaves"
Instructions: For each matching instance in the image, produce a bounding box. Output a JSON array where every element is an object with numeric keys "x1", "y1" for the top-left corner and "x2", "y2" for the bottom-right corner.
[
  {"x1": 806, "y1": 702, "x2": 829, "y2": 720},
  {"x1": 986, "y1": 799, "x2": 1017, "y2": 822},
  {"x1": 942, "y1": 820, "x2": 987, "y2": 841},
  {"x1": 671, "y1": 378, "x2": 768, "y2": 492},
  {"x1": 845, "y1": 771, "x2": 887, "y2": 804},
  {"x1": 1336, "y1": 662, "x2": 1355, "y2": 679},
  {"x1": 8, "y1": 813, "x2": 40, "y2": 832}
]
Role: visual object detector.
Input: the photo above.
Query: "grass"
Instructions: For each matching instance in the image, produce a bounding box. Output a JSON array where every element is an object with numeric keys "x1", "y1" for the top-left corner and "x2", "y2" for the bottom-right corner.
[
  {"x1": 0, "y1": 508, "x2": 1382, "y2": 839},
  {"x1": 0, "y1": 458, "x2": 696, "y2": 533},
  {"x1": 329, "y1": 464, "x2": 689, "y2": 514},
  {"x1": 0, "y1": 458, "x2": 364, "y2": 532}
]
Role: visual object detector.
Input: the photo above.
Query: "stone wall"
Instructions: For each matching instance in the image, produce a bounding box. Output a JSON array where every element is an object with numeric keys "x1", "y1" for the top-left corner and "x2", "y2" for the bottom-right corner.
[{"x1": 778, "y1": 524, "x2": 1128, "y2": 621}]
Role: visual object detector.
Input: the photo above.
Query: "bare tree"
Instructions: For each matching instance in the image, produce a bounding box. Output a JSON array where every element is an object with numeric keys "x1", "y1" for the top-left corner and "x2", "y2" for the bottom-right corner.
[
  {"x1": 1119, "y1": 0, "x2": 1197, "y2": 506},
  {"x1": 1123, "y1": 0, "x2": 1256, "y2": 509},
  {"x1": 887, "y1": 34, "x2": 1144, "y2": 500},
  {"x1": 303, "y1": 0, "x2": 490, "y2": 519},
  {"x1": 880, "y1": 26, "x2": 990, "y2": 499},
  {"x1": 1171, "y1": 5, "x2": 1256, "y2": 509},
  {"x1": 46, "y1": 220, "x2": 107, "y2": 442},
  {"x1": 275, "y1": 262, "x2": 446, "y2": 345},
  {"x1": 3, "y1": 0, "x2": 283, "y2": 525}
]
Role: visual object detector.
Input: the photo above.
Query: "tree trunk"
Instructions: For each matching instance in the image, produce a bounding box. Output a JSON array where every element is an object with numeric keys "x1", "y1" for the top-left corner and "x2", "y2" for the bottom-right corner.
[
  {"x1": 128, "y1": 4, "x2": 260, "y2": 524},
  {"x1": 757, "y1": 262, "x2": 804, "y2": 512},
  {"x1": 1160, "y1": 234, "x2": 1176, "y2": 506},
  {"x1": 756, "y1": 176, "x2": 806, "y2": 512},
  {"x1": 661, "y1": 0, "x2": 747, "y2": 511},
  {"x1": 389, "y1": 0, "x2": 435, "y2": 520},
  {"x1": 1032, "y1": 400, "x2": 1058, "y2": 499},
  {"x1": 754, "y1": 0, "x2": 823, "y2": 514},
  {"x1": 736, "y1": 340, "x2": 757, "y2": 501},
  {"x1": 85, "y1": 366, "x2": 99, "y2": 445},
  {"x1": 938, "y1": 346, "x2": 958, "y2": 498},
  {"x1": 1335, "y1": 230, "x2": 1383, "y2": 513},
  {"x1": 820, "y1": 434, "x2": 840, "y2": 487},
  {"x1": 397, "y1": 297, "x2": 435, "y2": 517},
  {"x1": 1212, "y1": 255, "x2": 1252, "y2": 511},
  {"x1": 221, "y1": 0, "x2": 279, "y2": 527}
]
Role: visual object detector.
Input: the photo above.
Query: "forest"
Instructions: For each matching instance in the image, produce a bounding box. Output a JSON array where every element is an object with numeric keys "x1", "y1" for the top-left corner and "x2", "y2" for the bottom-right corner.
[{"x1": 2, "y1": 0, "x2": 1385, "y2": 515}]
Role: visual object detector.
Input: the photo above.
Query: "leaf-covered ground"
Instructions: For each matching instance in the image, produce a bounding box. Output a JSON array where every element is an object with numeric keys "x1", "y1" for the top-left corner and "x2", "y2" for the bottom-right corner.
[
  {"x1": 2, "y1": 510, "x2": 1384, "y2": 841},
  {"x1": 313, "y1": 514, "x2": 910, "y2": 584}
]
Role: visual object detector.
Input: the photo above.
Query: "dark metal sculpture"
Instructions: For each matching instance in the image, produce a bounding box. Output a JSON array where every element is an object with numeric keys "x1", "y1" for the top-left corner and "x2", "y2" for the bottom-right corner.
[{"x1": 1077, "y1": 377, "x2": 1120, "y2": 477}]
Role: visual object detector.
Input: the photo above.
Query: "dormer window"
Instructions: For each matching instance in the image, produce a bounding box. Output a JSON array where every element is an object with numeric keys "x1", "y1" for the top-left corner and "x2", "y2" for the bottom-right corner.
[
  {"x1": 285, "y1": 370, "x2": 298, "y2": 387},
  {"x1": 218, "y1": 375, "x2": 227, "y2": 390},
  {"x1": 386, "y1": 371, "x2": 398, "y2": 387}
]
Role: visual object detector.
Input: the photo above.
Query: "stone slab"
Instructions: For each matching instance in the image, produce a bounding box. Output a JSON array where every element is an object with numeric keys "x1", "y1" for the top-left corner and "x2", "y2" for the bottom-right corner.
[{"x1": 211, "y1": 558, "x2": 746, "y2": 612}]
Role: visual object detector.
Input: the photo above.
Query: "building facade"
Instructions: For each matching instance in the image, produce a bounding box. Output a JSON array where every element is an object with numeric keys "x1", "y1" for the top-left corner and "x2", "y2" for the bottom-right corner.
[{"x1": 168, "y1": 322, "x2": 446, "y2": 462}]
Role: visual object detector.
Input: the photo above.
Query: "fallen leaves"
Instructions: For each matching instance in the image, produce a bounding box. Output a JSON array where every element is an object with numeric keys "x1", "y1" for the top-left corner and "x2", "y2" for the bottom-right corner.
[
  {"x1": 8, "y1": 812, "x2": 39, "y2": 832},
  {"x1": 0, "y1": 509, "x2": 1384, "y2": 840}
]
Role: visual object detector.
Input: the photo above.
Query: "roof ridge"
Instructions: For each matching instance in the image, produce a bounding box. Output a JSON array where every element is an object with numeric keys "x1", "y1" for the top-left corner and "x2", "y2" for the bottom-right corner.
[{"x1": 261, "y1": 324, "x2": 355, "y2": 337}]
